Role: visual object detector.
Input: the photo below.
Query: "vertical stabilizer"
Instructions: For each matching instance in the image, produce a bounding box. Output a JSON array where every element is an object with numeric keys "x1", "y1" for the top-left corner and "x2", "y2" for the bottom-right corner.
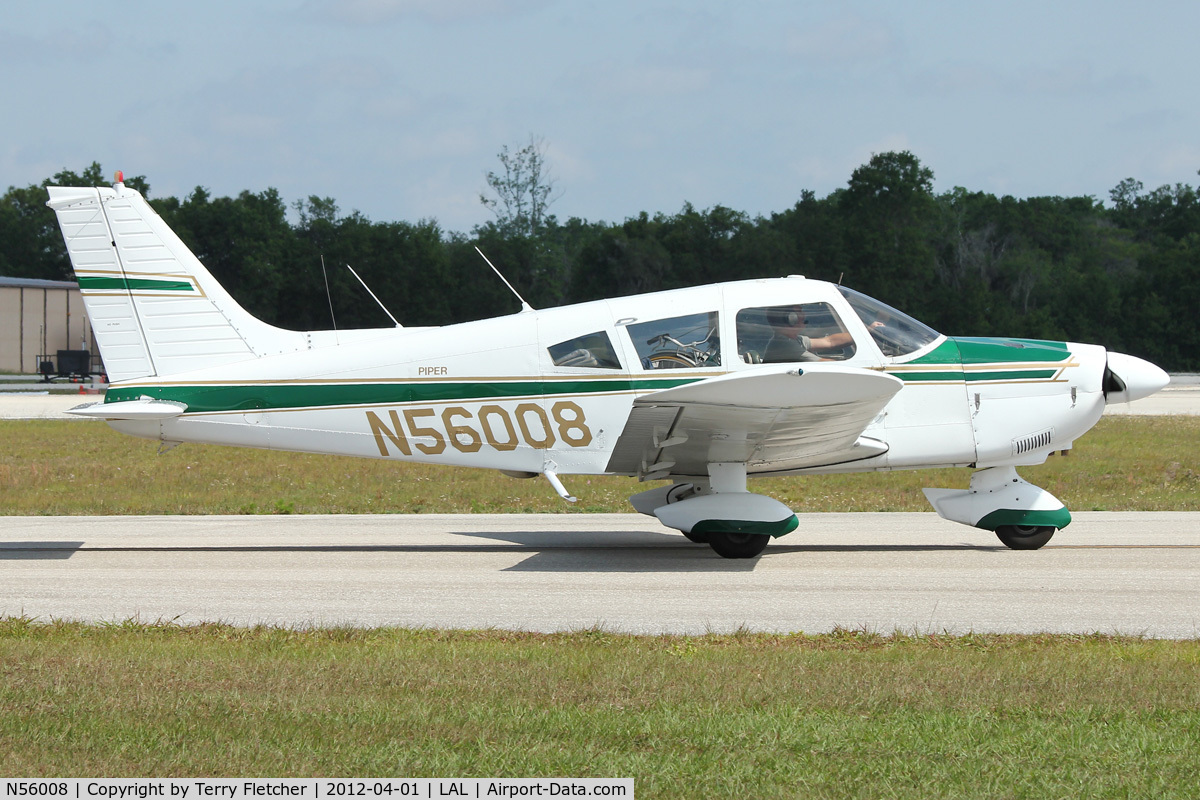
[{"x1": 46, "y1": 183, "x2": 306, "y2": 382}]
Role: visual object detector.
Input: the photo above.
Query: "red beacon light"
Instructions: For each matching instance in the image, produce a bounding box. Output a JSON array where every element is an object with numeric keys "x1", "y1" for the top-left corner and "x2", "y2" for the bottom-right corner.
[{"x1": 114, "y1": 170, "x2": 125, "y2": 185}]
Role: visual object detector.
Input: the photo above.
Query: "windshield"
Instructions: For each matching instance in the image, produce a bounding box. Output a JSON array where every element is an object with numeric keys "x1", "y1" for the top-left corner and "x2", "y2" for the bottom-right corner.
[{"x1": 837, "y1": 286, "x2": 940, "y2": 358}]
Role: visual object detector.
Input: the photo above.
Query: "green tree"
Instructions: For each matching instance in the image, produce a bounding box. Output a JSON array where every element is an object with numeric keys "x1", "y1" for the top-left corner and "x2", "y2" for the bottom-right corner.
[
  {"x1": 157, "y1": 187, "x2": 292, "y2": 326},
  {"x1": 570, "y1": 216, "x2": 674, "y2": 302},
  {"x1": 480, "y1": 135, "x2": 560, "y2": 237},
  {"x1": 766, "y1": 189, "x2": 848, "y2": 284},
  {"x1": 1, "y1": 163, "x2": 149, "y2": 281},
  {"x1": 839, "y1": 151, "x2": 939, "y2": 313}
]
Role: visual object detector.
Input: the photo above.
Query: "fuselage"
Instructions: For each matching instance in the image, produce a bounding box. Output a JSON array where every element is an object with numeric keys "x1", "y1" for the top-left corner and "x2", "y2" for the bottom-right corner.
[{"x1": 101, "y1": 275, "x2": 1114, "y2": 481}]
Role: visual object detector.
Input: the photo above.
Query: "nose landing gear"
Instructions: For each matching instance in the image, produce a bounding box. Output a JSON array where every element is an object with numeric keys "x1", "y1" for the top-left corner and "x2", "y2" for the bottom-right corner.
[{"x1": 924, "y1": 466, "x2": 1071, "y2": 550}]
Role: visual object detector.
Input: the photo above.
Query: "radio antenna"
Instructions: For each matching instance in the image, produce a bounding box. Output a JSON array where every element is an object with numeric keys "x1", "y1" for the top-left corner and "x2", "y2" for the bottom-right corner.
[
  {"x1": 320, "y1": 255, "x2": 338, "y2": 331},
  {"x1": 475, "y1": 246, "x2": 533, "y2": 312},
  {"x1": 346, "y1": 264, "x2": 402, "y2": 327}
]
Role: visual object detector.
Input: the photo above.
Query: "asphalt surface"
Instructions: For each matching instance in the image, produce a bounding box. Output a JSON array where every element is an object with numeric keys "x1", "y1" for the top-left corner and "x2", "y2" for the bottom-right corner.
[{"x1": 3, "y1": 512, "x2": 1199, "y2": 636}]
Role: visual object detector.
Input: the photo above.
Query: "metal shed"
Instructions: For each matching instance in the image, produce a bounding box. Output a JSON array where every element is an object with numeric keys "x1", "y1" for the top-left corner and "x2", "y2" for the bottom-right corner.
[{"x1": 0, "y1": 276, "x2": 97, "y2": 376}]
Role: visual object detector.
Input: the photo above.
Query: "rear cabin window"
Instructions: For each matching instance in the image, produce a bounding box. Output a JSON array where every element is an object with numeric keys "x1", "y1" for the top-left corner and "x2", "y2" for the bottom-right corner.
[
  {"x1": 628, "y1": 312, "x2": 721, "y2": 369},
  {"x1": 548, "y1": 331, "x2": 622, "y2": 369},
  {"x1": 736, "y1": 303, "x2": 856, "y2": 363}
]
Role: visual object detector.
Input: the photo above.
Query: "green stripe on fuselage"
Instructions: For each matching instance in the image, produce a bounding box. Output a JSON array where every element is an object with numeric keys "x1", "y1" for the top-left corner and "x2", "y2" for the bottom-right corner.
[
  {"x1": 902, "y1": 338, "x2": 963, "y2": 366},
  {"x1": 953, "y1": 337, "x2": 1070, "y2": 365},
  {"x1": 886, "y1": 337, "x2": 1070, "y2": 383},
  {"x1": 104, "y1": 377, "x2": 702, "y2": 414},
  {"x1": 888, "y1": 369, "x2": 1060, "y2": 383}
]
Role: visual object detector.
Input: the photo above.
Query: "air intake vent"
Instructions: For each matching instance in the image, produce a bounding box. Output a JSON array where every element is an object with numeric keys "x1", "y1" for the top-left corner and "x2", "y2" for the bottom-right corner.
[{"x1": 1012, "y1": 428, "x2": 1054, "y2": 456}]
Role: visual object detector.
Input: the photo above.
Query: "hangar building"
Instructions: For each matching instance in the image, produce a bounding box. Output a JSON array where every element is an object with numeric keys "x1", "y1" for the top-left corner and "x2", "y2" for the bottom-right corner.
[{"x1": 0, "y1": 276, "x2": 97, "y2": 377}]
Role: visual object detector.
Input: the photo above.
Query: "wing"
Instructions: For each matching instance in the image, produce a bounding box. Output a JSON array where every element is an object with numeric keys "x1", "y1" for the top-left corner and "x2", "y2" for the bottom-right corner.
[{"x1": 606, "y1": 364, "x2": 903, "y2": 479}]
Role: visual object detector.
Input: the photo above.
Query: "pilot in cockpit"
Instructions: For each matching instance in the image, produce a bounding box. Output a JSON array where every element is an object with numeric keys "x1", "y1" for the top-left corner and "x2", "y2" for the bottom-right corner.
[{"x1": 763, "y1": 305, "x2": 864, "y2": 362}]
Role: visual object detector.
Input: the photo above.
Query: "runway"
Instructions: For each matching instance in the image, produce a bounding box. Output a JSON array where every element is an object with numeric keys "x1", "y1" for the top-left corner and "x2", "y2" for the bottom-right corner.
[{"x1": 3, "y1": 512, "x2": 1198, "y2": 637}]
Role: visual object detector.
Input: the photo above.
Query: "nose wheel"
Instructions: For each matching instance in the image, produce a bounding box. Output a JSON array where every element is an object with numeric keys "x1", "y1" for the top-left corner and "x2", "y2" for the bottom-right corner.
[
  {"x1": 995, "y1": 525, "x2": 1055, "y2": 550},
  {"x1": 706, "y1": 531, "x2": 771, "y2": 559}
]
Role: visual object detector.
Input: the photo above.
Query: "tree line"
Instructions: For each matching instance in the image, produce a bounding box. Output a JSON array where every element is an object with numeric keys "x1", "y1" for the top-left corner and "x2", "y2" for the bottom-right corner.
[{"x1": 2, "y1": 151, "x2": 1197, "y2": 370}]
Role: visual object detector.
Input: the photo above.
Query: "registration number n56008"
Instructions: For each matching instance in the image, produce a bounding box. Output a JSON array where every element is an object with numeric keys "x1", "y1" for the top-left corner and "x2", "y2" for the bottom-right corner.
[{"x1": 365, "y1": 400, "x2": 592, "y2": 456}]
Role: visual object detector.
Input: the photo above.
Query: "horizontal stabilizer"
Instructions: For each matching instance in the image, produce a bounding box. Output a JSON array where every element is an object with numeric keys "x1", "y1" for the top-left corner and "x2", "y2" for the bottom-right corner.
[{"x1": 68, "y1": 398, "x2": 188, "y2": 420}]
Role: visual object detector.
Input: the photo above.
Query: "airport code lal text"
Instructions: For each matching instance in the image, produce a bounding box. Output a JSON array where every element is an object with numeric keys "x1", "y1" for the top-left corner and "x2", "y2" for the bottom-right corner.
[{"x1": 2, "y1": 781, "x2": 632, "y2": 799}]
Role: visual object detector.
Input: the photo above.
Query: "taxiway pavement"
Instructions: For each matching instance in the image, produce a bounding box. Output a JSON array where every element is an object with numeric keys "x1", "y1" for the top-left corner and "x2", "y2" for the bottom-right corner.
[{"x1": 3, "y1": 512, "x2": 1198, "y2": 636}]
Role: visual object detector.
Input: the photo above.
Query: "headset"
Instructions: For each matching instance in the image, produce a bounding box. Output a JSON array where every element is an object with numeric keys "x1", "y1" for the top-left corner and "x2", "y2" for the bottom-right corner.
[{"x1": 767, "y1": 306, "x2": 806, "y2": 328}]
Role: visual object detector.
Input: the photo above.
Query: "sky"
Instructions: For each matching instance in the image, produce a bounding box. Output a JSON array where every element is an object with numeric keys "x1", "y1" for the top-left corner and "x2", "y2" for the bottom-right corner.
[{"x1": 3, "y1": 0, "x2": 1198, "y2": 233}]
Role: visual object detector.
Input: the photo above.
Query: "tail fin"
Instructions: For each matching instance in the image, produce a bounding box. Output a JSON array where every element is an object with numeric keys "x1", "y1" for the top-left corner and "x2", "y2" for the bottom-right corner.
[{"x1": 46, "y1": 182, "x2": 306, "y2": 382}]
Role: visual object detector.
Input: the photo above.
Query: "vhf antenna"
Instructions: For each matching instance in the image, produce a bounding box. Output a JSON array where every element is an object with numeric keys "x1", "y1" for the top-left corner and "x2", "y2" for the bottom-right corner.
[
  {"x1": 346, "y1": 264, "x2": 402, "y2": 327},
  {"x1": 475, "y1": 246, "x2": 533, "y2": 313},
  {"x1": 320, "y1": 255, "x2": 337, "y2": 331}
]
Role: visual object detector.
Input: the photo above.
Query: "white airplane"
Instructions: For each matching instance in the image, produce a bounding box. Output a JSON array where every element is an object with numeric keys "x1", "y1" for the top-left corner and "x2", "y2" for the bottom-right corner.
[{"x1": 46, "y1": 179, "x2": 1170, "y2": 558}]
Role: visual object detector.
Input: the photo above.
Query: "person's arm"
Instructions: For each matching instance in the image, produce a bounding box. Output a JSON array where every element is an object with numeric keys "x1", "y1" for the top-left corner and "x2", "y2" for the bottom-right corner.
[{"x1": 809, "y1": 331, "x2": 854, "y2": 351}]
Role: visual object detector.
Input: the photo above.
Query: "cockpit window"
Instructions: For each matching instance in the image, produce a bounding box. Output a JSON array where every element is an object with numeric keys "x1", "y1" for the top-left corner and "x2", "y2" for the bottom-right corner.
[
  {"x1": 737, "y1": 303, "x2": 855, "y2": 363},
  {"x1": 628, "y1": 312, "x2": 721, "y2": 369},
  {"x1": 837, "y1": 286, "x2": 940, "y2": 357},
  {"x1": 548, "y1": 331, "x2": 622, "y2": 369}
]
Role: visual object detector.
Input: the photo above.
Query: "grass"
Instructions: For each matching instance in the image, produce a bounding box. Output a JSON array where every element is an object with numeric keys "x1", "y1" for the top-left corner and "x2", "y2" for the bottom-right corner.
[
  {"x1": 0, "y1": 416, "x2": 1197, "y2": 515},
  {"x1": 4, "y1": 417, "x2": 1198, "y2": 792},
  {"x1": 3, "y1": 620, "x2": 1200, "y2": 796}
]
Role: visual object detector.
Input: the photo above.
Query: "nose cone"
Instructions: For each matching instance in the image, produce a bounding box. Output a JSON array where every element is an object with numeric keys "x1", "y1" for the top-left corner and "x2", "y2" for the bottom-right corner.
[{"x1": 1104, "y1": 352, "x2": 1170, "y2": 404}]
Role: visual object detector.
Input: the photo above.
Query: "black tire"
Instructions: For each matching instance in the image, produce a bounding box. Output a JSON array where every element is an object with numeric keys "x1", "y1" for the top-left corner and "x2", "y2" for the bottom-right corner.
[
  {"x1": 682, "y1": 530, "x2": 709, "y2": 544},
  {"x1": 707, "y1": 531, "x2": 770, "y2": 559},
  {"x1": 995, "y1": 525, "x2": 1056, "y2": 550}
]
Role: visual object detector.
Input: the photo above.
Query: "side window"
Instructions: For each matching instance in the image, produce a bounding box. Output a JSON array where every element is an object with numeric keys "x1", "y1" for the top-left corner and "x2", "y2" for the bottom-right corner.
[
  {"x1": 737, "y1": 303, "x2": 855, "y2": 363},
  {"x1": 627, "y1": 312, "x2": 721, "y2": 370},
  {"x1": 548, "y1": 331, "x2": 623, "y2": 369}
]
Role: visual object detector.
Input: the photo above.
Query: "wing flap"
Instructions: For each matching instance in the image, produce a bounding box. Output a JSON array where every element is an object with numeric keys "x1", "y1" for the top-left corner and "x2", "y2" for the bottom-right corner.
[{"x1": 606, "y1": 365, "x2": 902, "y2": 477}]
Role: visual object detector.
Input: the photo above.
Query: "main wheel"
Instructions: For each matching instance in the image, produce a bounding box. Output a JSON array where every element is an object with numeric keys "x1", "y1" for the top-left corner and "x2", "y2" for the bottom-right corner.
[
  {"x1": 995, "y1": 525, "x2": 1056, "y2": 550},
  {"x1": 707, "y1": 531, "x2": 770, "y2": 559}
]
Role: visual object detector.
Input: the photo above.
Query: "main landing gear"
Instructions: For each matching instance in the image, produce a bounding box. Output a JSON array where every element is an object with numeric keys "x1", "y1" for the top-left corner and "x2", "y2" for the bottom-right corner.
[{"x1": 630, "y1": 463, "x2": 798, "y2": 559}]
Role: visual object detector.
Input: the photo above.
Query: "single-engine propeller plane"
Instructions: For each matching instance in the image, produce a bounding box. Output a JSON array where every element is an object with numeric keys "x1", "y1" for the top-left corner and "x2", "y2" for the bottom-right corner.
[{"x1": 47, "y1": 179, "x2": 1170, "y2": 558}]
